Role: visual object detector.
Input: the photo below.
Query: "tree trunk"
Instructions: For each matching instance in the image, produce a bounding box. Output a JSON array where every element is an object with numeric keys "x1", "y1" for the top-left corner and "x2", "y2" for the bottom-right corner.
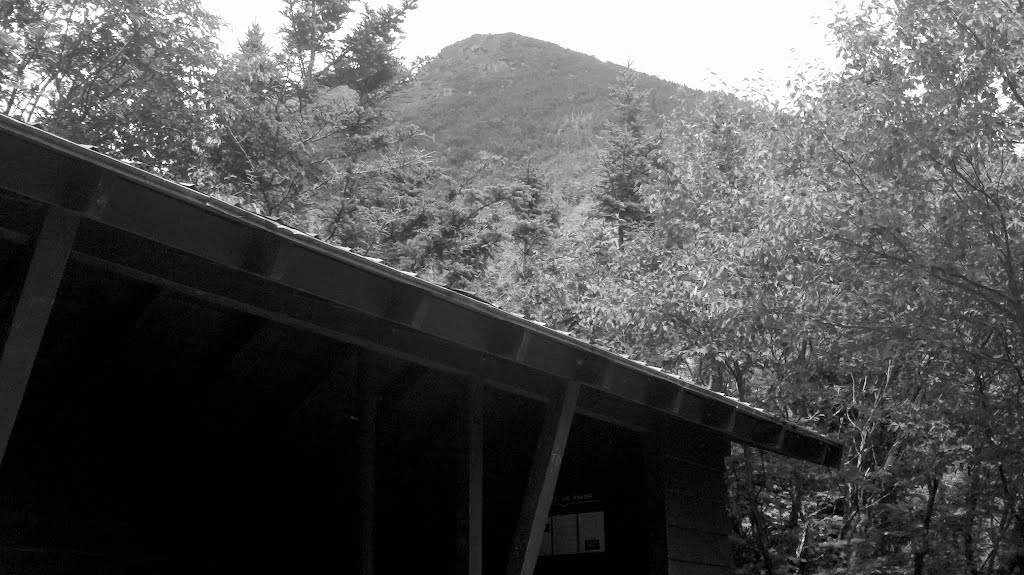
[
  {"x1": 743, "y1": 445, "x2": 776, "y2": 575},
  {"x1": 789, "y1": 469, "x2": 803, "y2": 529},
  {"x1": 1001, "y1": 507, "x2": 1024, "y2": 574},
  {"x1": 912, "y1": 477, "x2": 939, "y2": 575},
  {"x1": 963, "y1": 464, "x2": 980, "y2": 575}
]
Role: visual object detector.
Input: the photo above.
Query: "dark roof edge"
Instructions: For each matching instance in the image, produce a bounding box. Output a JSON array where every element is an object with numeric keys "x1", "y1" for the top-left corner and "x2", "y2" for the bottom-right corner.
[{"x1": 0, "y1": 114, "x2": 842, "y2": 467}]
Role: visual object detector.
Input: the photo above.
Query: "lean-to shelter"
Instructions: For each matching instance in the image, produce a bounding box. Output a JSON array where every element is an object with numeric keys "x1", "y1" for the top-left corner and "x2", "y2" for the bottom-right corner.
[{"x1": 0, "y1": 115, "x2": 840, "y2": 574}]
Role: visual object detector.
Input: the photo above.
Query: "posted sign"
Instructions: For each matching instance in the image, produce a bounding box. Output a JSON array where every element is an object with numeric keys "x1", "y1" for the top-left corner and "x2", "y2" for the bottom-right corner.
[{"x1": 539, "y1": 493, "x2": 605, "y2": 555}]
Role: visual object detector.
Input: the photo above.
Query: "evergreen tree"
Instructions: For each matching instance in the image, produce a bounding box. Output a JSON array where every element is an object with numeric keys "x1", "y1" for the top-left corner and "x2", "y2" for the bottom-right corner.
[
  {"x1": 595, "y1": 66, "x2": 660, "y2": 249},
  {"x1": 203, "y1": 0, "x2": 421, "y2": 240},
  {"x1": 405, "y1": 157, "x2": 506, "y2": 289},
  {"x1": 502, "y1": 164, "x2": 560, "y2": 280}
]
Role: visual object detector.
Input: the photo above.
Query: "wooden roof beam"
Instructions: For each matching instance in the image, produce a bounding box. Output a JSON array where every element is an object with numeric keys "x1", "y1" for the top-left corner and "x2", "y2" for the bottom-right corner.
[
  {"x1": 0, "y1": 117, "x2": 842, "y2": 467},
  {"x1": 0, "y1": 207, "x2": 79, "y2": 468},
  {"x1": 507, "y1": 380, "x2": 580, "y2": 575}
]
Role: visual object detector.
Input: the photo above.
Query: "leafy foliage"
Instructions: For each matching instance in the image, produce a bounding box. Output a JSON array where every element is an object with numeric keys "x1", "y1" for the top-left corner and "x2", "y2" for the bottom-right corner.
[
  {"x1": 0, "y1": 0, "x2": 221, "y2": 178},
  {"x1": 196, "y1": 0, "x2": 431, "y2": 259}
]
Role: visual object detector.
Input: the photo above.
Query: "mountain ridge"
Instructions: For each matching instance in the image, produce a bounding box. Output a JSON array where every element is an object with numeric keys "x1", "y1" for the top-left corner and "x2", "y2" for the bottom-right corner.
[{"x1": 391, "y1": 32, "x2": 701, "y2": 200}]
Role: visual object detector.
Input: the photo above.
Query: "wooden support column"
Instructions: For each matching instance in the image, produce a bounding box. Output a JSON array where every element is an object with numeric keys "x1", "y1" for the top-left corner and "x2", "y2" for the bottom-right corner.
[
  {"x1": 0, "y1": 208, "x2": 79, "y2": 468},
  {"x1": 506, "y1": 380, "x2": 580, "y2": 575},
  {"x1": 456, "y1": 381, "x2": 484, "y2": 575},
  {"x1": 359, "y1": 351, "x2": 380, "y2": 575},
  {"x1": 644, "y1": 426, "x2": 669, "y2": 575}
]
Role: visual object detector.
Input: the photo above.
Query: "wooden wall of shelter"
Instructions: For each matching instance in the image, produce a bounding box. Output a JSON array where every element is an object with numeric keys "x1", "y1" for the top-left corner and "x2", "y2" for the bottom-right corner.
[{"x1": 0, "y1": 115, "x2": 838, "y2": 574}]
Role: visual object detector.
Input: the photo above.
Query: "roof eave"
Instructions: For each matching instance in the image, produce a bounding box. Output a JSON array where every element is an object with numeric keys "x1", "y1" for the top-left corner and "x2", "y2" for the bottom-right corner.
[{"x1": 0, "y1": 114, "x2": 843, "y2": 468}]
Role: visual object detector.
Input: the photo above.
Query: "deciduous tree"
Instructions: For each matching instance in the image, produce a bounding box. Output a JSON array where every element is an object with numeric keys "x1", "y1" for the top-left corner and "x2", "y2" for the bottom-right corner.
[{"x1": 0, "y1": 0, "x2": 222, "y2": 178}]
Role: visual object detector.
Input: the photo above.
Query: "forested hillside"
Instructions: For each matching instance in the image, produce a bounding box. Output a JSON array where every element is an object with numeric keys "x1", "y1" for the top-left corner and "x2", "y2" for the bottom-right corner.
[
  {"x1": 3, "y1": 0, "x2": 1024, "y2": 573},
  {"x1": 390, "y1": 33, "x2": 688, "y2": 200}
]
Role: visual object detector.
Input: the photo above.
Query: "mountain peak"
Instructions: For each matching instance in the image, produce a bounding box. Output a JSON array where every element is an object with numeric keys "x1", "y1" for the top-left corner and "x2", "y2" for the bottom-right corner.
[
  {"x1": 445, "y1": 33, "x2": 565, "y2": 53},
  {"x1": 393, "y1": 33, "x2": 699, "y2": 196},
  {"x1": 434, "y1": 33, "x2": 631, "y2": 80}
]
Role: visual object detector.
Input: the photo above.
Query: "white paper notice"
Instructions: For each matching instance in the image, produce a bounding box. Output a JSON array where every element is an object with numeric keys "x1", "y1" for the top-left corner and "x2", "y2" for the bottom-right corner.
[
  {"x1": 577, "y1": 511, "x2": 605, "y2": 553},
  {"x1": 552, "y1": 514, "x2": 578, "y2": 555}
]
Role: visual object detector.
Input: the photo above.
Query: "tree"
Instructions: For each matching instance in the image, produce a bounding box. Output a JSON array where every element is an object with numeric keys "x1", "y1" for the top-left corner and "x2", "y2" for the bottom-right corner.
[
  {"x1": 631, "y1": 1, "x2": 1024, "y2": 572},
  {"x1": 803, "y1": 2, "x2": 1024, "y2": 571},
  {"x1": 202, "y1": 0, "x2": 423, "y2": 242},
  {"x1": 403, "y1": 155, "x2": 508, "y2": 288},
  {"x1": 595, "y1": 66, "x2": 660, "y2": 248},
  {"x1": 0, "y1": 0, "x2": 222, "y2": 178},
  {"x1": 279, "y1": 0, "x2": 354, "y2": 91},
  {"x1": 499, "y1": 164, "x2": 560, "y2": 281}
]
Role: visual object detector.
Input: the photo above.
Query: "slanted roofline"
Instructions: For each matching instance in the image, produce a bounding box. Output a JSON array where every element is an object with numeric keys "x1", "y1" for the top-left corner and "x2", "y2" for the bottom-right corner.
[{"x1": 0, "y1": 114, "x2": 841, "y2": 467}]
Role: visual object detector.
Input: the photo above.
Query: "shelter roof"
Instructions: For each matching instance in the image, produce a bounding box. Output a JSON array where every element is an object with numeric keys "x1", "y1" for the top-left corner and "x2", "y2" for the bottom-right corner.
[{"x1": 0, "y1": 114, "x2": 842, "y2": 467}]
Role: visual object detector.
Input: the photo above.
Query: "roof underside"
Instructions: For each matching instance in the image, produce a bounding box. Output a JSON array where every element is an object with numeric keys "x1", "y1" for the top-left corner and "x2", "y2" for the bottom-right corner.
[{"x1": 0, "y1": 114, "x2": 841, "y2": 467}]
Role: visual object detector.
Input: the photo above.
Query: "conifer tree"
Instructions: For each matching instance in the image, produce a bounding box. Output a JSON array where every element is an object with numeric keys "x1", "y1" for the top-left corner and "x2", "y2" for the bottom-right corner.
[
  {"x1": 595, "y1": 66, "x2": 660, "y2": 248},
  {"x1": 204, "y1": 0, "x2": 420, "y2": 236},
  {"x1": 503, "y1": 164, "x2": 559, "y2": 279}
]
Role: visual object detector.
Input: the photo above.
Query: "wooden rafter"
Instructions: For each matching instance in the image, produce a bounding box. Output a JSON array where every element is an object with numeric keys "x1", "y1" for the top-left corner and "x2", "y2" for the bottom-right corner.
[
  {"x1": 0, "y1": 207, "x2": 79, "y2": 466},
  {"x1": 506, "y1": 380, "x2": 580, "y2": 575}
]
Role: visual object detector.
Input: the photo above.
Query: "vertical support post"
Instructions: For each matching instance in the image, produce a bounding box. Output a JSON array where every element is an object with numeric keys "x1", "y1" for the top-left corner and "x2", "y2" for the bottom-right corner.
[
  {"x1": 506, "y1": 380, "x2": 580, "y2": 575},
  {"x1": 456, "y1": 381, "x2": 484, "y2": 575},
  {"x1": 0, "y1": 208, "x2": 79, "y2": 468},
  {"x1": 644, "y1": 426, "x2": 669, "y2": 575},
  {"x1": 359, "y1": 351, "x2": 380, "y2": 575}
]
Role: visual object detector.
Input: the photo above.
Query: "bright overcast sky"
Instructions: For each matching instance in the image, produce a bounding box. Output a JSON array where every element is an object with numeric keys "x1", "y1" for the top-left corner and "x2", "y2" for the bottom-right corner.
[{"x1": 203, "y1": 0, "x2": 849, "y2": 95}]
